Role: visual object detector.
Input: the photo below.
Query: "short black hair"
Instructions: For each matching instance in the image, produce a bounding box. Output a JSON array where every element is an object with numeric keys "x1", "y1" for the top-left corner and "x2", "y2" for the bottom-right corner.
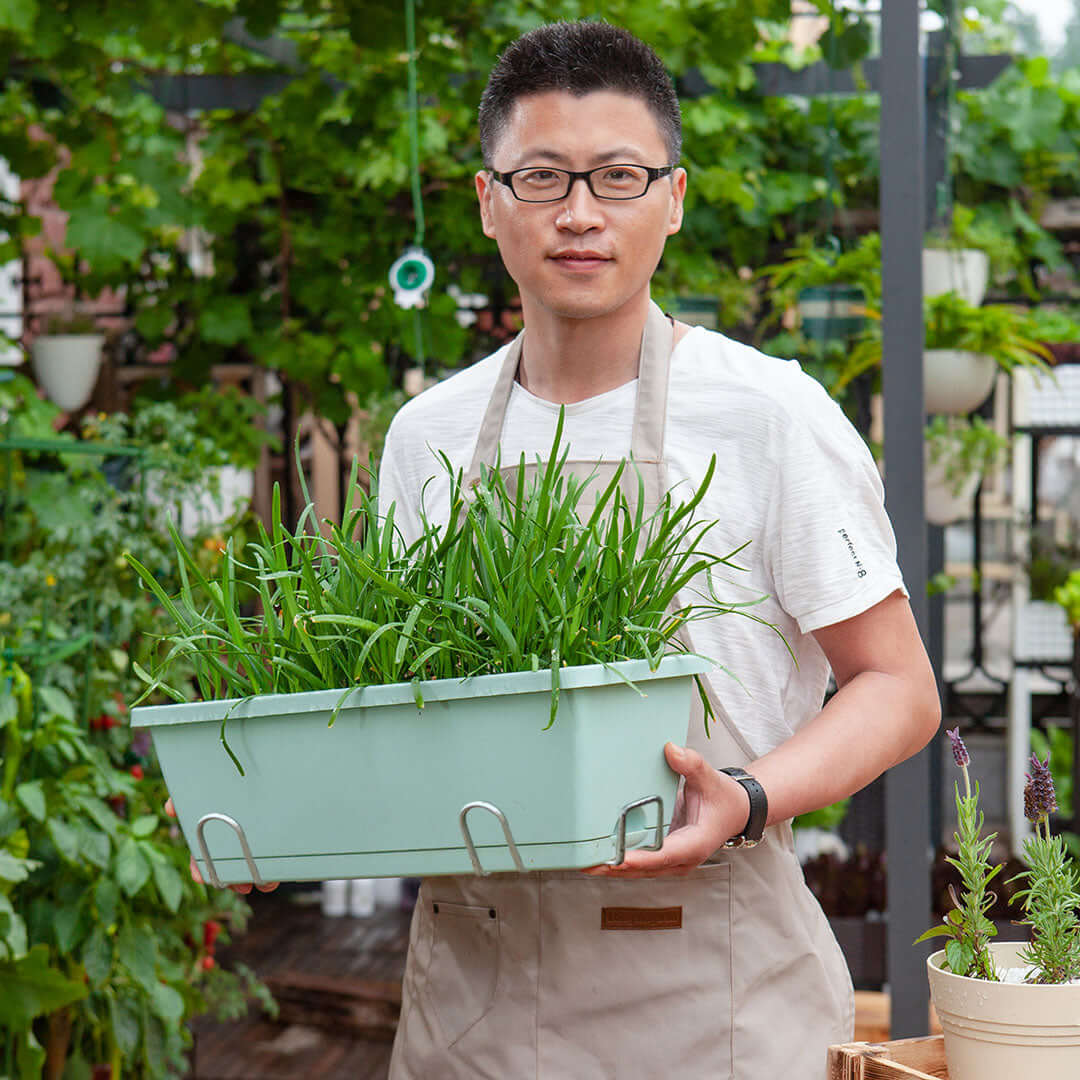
[{"x1": 478, "y1": 21, "x2": 682, "y2": 168}]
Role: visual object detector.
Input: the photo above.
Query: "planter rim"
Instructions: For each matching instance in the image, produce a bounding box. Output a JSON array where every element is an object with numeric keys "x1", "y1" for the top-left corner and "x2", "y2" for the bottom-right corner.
[
  {"x1": 928, "y1": 943, "x2": 1078, "y2": 990},
  {"x1": 33, "y1": 333, "x2": 105, "y2": 343},
  {"x1": 132, "y1": 652, "x2": 711, "y2": 729}
]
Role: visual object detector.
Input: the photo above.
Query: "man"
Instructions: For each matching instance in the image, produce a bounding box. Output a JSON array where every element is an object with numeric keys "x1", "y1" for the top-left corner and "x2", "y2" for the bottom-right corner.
[{"x1": 378, "y1": 20, "x2": 940, "y2": 1079}]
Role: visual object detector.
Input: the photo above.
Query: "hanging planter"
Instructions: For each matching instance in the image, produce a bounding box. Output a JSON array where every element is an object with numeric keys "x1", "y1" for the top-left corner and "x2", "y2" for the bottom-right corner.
[
  {"x1": 924, "y1": 455, "x2": 980, "y2": 526},
  {"x1": 928, "y1": 942, "x2": 1080, "y2": 1080},
  {"x1": 31, "y1": 333, "x2": 104, "y2": 412},
  {"x1": 796, "y1": 284, "x2": 866, "y2": 344},
  {"x1": 922, "y1": 248, "x2": 990, "y2": 306},
  {"x1": 923, "y1": 349, "x2": 997, "y2": 415},
  {"x1": 132, "y1": 655, "x2": 707, "y2": 884}
]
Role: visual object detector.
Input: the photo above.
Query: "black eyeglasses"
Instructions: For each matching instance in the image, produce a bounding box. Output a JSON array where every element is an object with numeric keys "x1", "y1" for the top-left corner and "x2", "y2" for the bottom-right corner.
[{"x1": 489, "y1": 163, "x2": 675, "y2": 203}]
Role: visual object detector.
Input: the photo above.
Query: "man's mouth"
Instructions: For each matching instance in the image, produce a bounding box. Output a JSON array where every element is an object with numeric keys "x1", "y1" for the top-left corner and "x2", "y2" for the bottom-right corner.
[{"x1": 549, "y1": 251, "x2": 612, "y2": 270}]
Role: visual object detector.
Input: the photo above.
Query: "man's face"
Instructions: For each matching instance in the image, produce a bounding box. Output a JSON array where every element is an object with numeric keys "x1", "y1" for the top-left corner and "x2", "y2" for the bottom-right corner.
[{"x1": 475, "y1": 90, "x2": 686, "y2": 322}]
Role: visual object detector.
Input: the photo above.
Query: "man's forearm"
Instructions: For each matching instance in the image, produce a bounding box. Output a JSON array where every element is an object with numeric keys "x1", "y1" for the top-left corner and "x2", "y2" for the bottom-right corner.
[{"x1": 750, "y1": 666, "x2": 941, "y2": 827}]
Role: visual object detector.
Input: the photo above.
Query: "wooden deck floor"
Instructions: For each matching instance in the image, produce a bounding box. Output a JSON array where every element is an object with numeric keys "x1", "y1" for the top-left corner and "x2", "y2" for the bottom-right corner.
[
  {"x1": 187, "y1": 889, "x2": 914, "y2": 1077},
  {"x1": 187, "y1": 888, "x2": 412, "y2": 1079}
]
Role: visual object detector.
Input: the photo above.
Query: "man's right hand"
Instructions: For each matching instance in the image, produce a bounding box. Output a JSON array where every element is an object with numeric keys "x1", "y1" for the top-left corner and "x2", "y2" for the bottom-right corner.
[{"x1": 164, "y1": 798, "x2": 280, "y2": 896}]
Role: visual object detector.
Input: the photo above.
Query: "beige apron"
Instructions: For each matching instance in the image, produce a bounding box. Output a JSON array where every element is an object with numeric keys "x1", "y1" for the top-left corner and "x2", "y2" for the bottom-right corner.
[{"x1": 389, "y1": 302, "x2": 854, "y2": 1079}]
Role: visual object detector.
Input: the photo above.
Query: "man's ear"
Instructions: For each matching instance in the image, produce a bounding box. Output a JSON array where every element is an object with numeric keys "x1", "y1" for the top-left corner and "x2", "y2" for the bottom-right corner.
[
  {"x1": 666, "y1": 166, "x2": 687, "y2": 237},
  {"x1": 475, "y1": 170, "x2": 497, "y2": 239}
]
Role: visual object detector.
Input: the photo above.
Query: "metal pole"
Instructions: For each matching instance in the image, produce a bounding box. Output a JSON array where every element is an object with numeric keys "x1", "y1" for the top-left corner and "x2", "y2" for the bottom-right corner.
[{"x1": 880, "y1": 0, "x2": 934, "y2": 1038}]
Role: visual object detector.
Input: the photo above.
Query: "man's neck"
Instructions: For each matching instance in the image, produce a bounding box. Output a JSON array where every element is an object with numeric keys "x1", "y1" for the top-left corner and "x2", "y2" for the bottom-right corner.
[{"x1": 515, "y1": 293, "x2": 652, "y2": 404}]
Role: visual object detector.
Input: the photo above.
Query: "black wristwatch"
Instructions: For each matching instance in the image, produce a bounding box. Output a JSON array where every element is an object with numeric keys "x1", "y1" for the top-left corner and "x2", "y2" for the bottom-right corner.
[{"x1": 718, "y1": 766, "x2": 768, "y2": 849}]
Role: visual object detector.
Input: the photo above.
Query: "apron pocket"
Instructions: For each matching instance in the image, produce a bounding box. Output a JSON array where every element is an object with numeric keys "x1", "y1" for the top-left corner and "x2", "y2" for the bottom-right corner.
[
  {"x1": 537, "y1": 863, "x2": 734, "y2": 1077},
  {"x1": 423, "y1": 900, "x2": 500, "y2": 1047}
]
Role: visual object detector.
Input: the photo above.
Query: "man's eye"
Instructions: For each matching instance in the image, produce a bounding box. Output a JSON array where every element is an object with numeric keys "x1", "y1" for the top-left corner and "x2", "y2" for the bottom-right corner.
[
  {"x1": 520, "y1": 169, "x2": 561, "y2": 184},
  {"x1": 600, "y1": 168, "x2": 638, "y2": 184}
]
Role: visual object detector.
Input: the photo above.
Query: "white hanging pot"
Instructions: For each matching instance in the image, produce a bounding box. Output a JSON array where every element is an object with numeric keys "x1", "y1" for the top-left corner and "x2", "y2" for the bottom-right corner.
[
  {"x1": 923, "y1": 248, "x2": 991, "y2": 306},
  {"x1": 31, "y1": 334, "x2": 104, "y2": 412},
  {"x1": 924, "y1": 450, "x2": 980, "y2": 526},
  {"x1": 924, "y1": 349, "x2": 996, "y2": 415},
  {"x1": 928, "y1": 942, "x2": 1080, "y2": 1080}
]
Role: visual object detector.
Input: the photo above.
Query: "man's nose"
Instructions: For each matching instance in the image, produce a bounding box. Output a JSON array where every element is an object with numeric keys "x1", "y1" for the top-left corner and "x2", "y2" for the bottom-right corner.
[{"x1": 555, "y1": 176, "x2": 605, "y2": 230}]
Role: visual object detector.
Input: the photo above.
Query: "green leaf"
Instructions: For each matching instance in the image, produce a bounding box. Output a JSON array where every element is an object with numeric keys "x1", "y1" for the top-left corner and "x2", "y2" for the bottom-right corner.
[
  {"x1": 73, "y1": 822, "x2": 111, "y2": 870},
  {"x1": 0, "y1": 850, "x2": 36, "y2": 885},
  {"x1": 148, "y1": 980, "x2": 184, "y2": 1024},
  {"x1": 0, "y1": 0, "x2": 38, "y2": 36},
  {"x1": 15, "y1": 782, "x2": 45, "y2": 823},
  {"x1": 130, "y1": 814, "x2": 158, "y2": 839},
  {"x1": 150, "y1": 858, "x2": 183, "y2": 914},
  {"x1": 198, "y1": 297, "x2": 253, "y2": 345},
  {"x1": 81, "y1": 925, "x2": 111, "y2": 988},
  {"x1": 37, "y1": 685, "x2": 74, "y2": 723},
  {"x1": 46, "y1": 819, "x2": 81, "y2": 864},
  {"x1": 116, "y1": 922, "x2": 157, "y2": 992},
  {"x1": 107, "y1": 993, "x2": 140, "y2": 1054},
  {"x1": 0, "y1": 945, "x2": 88, "y2": 1027},
  {"x1": 0, "y1": 893, "x2": 28, "y2": 958},
  {"x1": 14, "y1": 1025, "x2": 46, "y2": 1080},
  {"x1": 114, "y1": 835, "x2": 151, "y2": 898},
  {"x1": 93, "y1": 877, "x2": 119, "y2": 927},
  {"x1": 52, "y1": 900, "x2": 85, "y2": 954},
  {"x1": 77, "y1": 794, "x2": 120, "y2": 838}
]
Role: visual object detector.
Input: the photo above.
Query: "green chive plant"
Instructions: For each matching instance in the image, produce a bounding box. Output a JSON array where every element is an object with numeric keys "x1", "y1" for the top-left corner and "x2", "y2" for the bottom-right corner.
[
  {"x1": 129, "y1": 413, "x2": 778, "y2": 770},
  {"x1": 918, "y1": 728, "x2": 1080, "y2": 984}
]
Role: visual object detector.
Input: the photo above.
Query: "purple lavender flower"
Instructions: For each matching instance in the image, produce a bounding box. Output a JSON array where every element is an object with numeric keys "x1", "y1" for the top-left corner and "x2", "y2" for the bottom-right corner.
[
  {"x1": 1023, "y1": 754, "x2": 1058, "y2": 824},
  {"x1": 947, "y1": 727, "x2": 970, "y2": 769}
]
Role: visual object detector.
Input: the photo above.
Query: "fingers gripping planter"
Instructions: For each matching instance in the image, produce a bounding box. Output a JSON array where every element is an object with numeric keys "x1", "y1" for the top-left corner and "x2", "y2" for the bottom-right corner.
[
  {"x1": 133, "y1": 655, "x2": 708, "y2": 885},
  {"x1": 928, "y1": 942, "x2": 1080, "y2": 1080}
]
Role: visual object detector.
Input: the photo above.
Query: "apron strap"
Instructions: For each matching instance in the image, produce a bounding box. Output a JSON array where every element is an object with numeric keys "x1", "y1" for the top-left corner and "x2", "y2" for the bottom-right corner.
[{"x1": 464, "y1": 300, "x2": 672, "y2": 486}]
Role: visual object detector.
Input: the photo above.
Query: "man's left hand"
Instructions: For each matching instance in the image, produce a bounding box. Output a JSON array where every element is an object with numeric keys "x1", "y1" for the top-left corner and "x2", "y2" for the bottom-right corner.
[{"x1": 582, "y1": 742, "x2": 752, "y2": 878}]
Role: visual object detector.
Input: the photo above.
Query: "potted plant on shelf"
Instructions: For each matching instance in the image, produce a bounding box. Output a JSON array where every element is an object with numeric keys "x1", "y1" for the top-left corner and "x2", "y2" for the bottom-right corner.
[
  {"x1": 758, "y1": 232, "x2": 882, "y2": 344},
  {"x1": 922, "y1": 206, "x2": 994, "y2": 306},
  {"x1": 917, "y1": 729, "x2": 1080, "y2": 1080},
  {"x1": 30, "y1": 310, "x2": 105, "y2": 412},
  {"x1": 838, "y1": 292, "x2": 1054, "y2": 414},
  {"x1": 127, "y1": 418, "x2": 775, "y2": 886},
  {"x1": 923, "y1": 415, "x2": 1012, "y2": 526}
]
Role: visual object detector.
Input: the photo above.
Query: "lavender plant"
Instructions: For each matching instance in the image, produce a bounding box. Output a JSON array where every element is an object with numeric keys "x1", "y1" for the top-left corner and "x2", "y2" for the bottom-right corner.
[
  {"x1": 1006, "y1": 755, "x2": 1080, "y2": 984},
  {"x1": 915, "y1": 728, "x2": 1001, "y2": 979}
]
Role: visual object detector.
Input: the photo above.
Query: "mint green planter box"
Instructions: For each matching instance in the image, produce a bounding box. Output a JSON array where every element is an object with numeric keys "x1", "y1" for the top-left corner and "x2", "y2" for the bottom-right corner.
[{"x1": 132, "y1": 655, "x2": 708, "y2": 886}]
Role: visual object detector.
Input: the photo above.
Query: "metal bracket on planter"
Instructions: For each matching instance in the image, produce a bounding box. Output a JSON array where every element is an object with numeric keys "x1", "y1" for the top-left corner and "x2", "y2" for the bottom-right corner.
[
  {"x1": 609, "y1": 795, "x2": 665, "y2": 866},
  {"x1": 195, "y1": 812, "x2": 266, "y2": 890},
  {"x1": 459, "y1": 801, "x2": 525, "y2": 876}
]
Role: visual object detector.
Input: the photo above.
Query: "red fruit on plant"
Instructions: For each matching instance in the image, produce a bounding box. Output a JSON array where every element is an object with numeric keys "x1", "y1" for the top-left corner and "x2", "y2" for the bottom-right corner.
[
  {"x1": 203, "y1": 920, "x2": 222, "y2": 949},
  {"x1": 107, "y1": 795, "x2": 126, "y2": 816},
  {"x1": 201, "y1": 955, "x2": 216, "y2": 971},
  {"x1": 129, "y1": 764, "x2": 144, "y2": 780},
  {"x1": 91, "y1": 1066, "x2": 113, "y2": 1080}
]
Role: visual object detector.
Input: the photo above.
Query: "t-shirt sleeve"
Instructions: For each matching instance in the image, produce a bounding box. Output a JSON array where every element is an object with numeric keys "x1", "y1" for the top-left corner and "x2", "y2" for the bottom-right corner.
[{"x1": 764, "y1": 381, "x2": 908, "y2": 635}]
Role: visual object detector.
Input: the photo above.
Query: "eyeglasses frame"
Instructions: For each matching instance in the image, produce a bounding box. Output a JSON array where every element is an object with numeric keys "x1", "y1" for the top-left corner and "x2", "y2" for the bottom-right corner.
[{"x1": 487, "y1": 163, "x2": 676, "y2": 203}]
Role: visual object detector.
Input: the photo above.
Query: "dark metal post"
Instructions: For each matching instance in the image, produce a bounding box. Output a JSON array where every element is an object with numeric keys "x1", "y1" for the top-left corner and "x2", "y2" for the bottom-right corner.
[{"x1": 880, "y1": 0, "x2": 934, "y2": 1038}]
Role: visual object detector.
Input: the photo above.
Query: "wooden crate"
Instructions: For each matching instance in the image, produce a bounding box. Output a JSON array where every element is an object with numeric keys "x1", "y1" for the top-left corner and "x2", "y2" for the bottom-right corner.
[{"x1": 827, "y1": 1035, "x2": 947, "y2": 1079}]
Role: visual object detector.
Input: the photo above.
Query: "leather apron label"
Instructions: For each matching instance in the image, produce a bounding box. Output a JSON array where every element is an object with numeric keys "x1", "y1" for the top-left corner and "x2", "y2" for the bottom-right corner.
[{"x1": 600, "y1": 906, "x2": 683, "y2": 931}]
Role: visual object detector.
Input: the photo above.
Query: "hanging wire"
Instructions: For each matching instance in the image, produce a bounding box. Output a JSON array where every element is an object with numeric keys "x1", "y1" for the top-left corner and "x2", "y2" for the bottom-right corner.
[{"x1": 404, "y1": 0, "x2": 427, "y2": 369}]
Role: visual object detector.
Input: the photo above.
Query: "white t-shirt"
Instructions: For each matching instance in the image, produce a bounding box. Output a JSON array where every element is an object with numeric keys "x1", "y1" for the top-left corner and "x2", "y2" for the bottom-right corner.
[{"x1": 379, "y1": 325, "x2": 907, "y2": 757}]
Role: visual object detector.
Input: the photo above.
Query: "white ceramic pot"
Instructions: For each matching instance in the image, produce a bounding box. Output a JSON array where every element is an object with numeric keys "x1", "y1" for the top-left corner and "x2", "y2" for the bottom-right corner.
[
  {"x1": 924, "y1": 349, "x2": 997, "y2": 415},
  {"x1": 923, "y1": 248, "x2": 991, "y2": 306},
  {"x1": 924, "y1": 453, "x2": 980, "y2": 526},
  {"x1": 928, "y1": 942, "x2": 1080, "y2": 1080},
  {"x1": 179, "y1": 464, "x2": 254, "y2": 533},
  {"x1": 30, "y1": 334, "x2": 104, "y2": 411}
]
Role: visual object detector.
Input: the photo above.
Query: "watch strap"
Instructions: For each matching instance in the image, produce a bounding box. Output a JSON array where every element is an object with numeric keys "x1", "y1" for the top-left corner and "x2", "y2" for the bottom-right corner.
[{"x1": 718, "y1": 766, "x2": 768, "y2": 849}]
